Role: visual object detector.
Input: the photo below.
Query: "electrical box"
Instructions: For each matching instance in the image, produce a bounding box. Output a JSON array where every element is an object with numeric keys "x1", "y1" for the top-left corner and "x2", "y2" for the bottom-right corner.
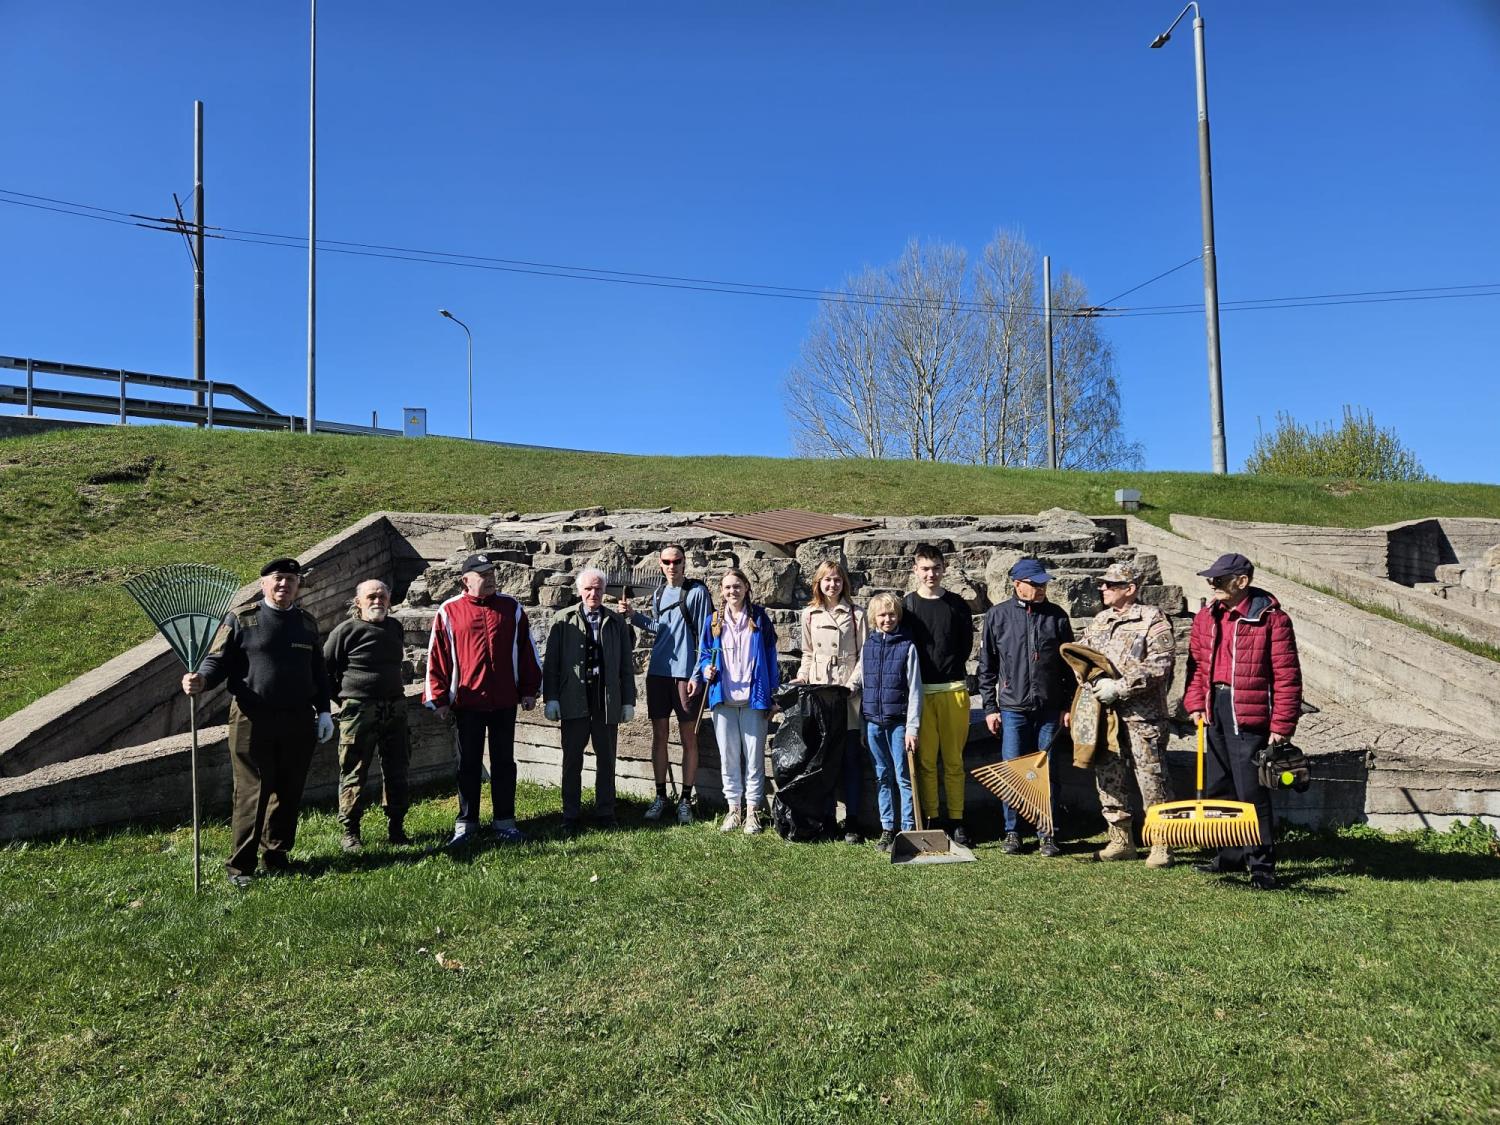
[
  {"x1": 403, "y1": 408, "x2": 427, "y2": 438},
  {"x1": 1115, "y1": 488, "x2": 1142, "y2": 511}
]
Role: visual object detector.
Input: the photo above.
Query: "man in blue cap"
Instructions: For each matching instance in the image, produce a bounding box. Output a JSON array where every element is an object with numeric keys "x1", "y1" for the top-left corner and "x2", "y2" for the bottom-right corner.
[{"x1": 978, "y1": 558, "x2": 1075, "y2": 855}]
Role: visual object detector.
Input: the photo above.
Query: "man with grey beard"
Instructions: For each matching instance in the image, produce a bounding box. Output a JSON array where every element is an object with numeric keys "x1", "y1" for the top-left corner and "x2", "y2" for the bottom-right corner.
[{"x1": 324, "y1": 579, "x2": 412, "y2": 850}]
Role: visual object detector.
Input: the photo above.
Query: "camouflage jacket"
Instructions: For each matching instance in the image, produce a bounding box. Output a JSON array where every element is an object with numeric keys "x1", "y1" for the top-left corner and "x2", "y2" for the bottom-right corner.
[{"x1": 1078, "y1": 601, "x2": 1175, "y2": 725}]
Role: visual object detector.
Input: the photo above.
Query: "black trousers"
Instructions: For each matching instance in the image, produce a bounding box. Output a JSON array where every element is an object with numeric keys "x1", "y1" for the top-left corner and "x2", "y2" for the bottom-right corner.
[
  {"x1": 226, "y1": 701, "x2": 316, "y2": 877},
  {"x1": 560, "y1": 678, "x2": 617, "y2": 822},
  {"x1": 454, "y1": 707, "x2": 517, "y2": 825},
  {"x1": 1204, "y1": 684, "x2": 1276, "y2": 876}
]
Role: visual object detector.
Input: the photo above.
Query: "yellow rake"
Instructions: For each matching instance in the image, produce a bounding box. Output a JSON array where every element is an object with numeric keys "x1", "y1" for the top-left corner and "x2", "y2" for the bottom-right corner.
[
  {"x1": 1142, "y1": 719, "x2": 1263, "y2": 849},
  {"x1": 971, "y1": 751, "x2": 1053, "y2": 838}
]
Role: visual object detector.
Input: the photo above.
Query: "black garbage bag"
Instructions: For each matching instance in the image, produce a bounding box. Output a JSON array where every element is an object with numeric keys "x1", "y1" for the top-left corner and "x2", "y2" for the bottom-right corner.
[{"x1": 770, "y1": 684, "x2": 848, "y2": 841}]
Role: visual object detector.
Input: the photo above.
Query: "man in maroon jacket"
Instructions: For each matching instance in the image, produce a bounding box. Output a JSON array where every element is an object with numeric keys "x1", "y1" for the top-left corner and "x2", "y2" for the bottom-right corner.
[
  {"x1": 1183, "y1": 553, "x2": 1302, "y2": 889},
  {"x1": 426, "y1": 552, "x2": 542, "y2": 845}
]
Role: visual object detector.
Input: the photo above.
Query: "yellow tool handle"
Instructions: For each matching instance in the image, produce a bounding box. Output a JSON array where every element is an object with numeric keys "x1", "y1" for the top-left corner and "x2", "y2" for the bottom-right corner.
[{"x1": 1195, "y1": 717, "x2": 1206, "y2": 799}]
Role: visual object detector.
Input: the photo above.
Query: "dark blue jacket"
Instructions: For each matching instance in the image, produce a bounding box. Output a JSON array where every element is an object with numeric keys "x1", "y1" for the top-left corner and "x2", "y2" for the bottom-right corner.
[
  {"x1": 978, "y1": 595, "x2": 1075, "y2": 714},
  {"x1": 861, "y1": 628, "x2": 924, "y2": 728}
]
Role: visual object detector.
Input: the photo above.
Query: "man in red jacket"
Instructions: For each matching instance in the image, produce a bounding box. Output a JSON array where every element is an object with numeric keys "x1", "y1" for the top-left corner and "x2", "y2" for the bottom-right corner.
[
  {"x1": 426, "y1": 552, "x2": 542, "y2": 845},
  {"x1": 1183, "y1": 553, "x2": 1302, "y2": 890}
]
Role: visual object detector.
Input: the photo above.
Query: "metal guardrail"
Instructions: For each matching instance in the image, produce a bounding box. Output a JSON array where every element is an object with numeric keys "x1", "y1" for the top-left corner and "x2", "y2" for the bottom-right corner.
[{"x1": 0, "y1": 355, "x2": 398, "y2": 435}]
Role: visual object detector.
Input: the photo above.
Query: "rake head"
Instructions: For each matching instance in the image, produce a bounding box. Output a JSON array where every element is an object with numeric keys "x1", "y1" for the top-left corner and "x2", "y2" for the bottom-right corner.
[
  {"x1": 971, "y1": 752, "x2": 1053, "y2": 837},
  {"x1": 601, "y1": 565, "x2": 665, "y2": 593},
  {"x1": 1141, "y1": 799, "x2": 1263, "y2": 849},
  {"x1": 123, "y1": 563, "x2": 242, "y2": 673}
]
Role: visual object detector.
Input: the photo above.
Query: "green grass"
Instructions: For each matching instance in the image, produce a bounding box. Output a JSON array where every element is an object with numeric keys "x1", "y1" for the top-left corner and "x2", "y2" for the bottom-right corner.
[
  {"x1": 1, "y1": 785, "x2": 1496, "y2": 1123},
  {"x1": 4, "y1": 425, "x2": 1499, "y2": 722},
  {"x1": 1298, "y1": 579, "x2": 1500, "y2": 664}
]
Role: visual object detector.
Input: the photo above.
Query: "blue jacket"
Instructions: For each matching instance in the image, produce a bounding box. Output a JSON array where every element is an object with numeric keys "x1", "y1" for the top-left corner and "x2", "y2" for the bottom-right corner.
[
  {"x1": 861, "y1": 627, "x2": 924, "y2": 728},
  {"x1": 696, "y1": 603, "x2": 779, "y2": 711}
]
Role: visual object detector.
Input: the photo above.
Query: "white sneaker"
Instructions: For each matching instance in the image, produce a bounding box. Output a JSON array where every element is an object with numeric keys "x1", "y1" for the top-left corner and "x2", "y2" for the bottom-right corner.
[
  {"x1": 720, "y1": 809, "x2": 742, "y2": 833},
  {"x1": 643, "y1": 794, "x2": 669, "y2": 821},
  {"x1": 744, "y1": 809, "x2": 764, "y2": 836}
]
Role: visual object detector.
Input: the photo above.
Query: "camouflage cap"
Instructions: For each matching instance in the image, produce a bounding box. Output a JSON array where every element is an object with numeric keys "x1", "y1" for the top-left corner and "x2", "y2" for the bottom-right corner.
[{"x1": 1099, "y1": 561, "x2": 1142, "y2": 585}]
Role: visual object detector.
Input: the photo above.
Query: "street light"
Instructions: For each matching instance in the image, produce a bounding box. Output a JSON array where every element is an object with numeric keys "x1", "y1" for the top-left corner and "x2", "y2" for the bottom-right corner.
[
  {"x1": 1152, "y1": 1, "x2": 1228, "y2": 475},
  {"x1": 438, "y1": 308, "x2": 473, "y2": 440}
]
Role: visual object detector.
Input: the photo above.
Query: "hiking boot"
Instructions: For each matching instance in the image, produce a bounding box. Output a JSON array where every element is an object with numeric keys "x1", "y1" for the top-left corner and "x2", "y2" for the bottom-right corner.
[
  {"x1": 1038, "y1": 836, "x2": 1062, "y2": 858},
  {"x1": 643, "y1": 794, "x2": 670, "y2": 821},
  {"x1": 677, "y1": 796, "x2": 694, "y2": 826},
  {"x1": 720, "y1": 808, "x2": 743, "y2": 834},
  {"x1": 493, "y1": 821, "x2": 527, "y2": 844},
  {"x1": 340, "y1": 831, "x2": 363, "y2": 853},
  {"x1": 1145, "y1": 843, "x2": 1173, "y2": 869},
  {"x1": 951, "y1": 824, "x2": 974, "y2": 849},
  {"x1": 387, "y1": 822, "x2": 412, "y2": 846},
  {"x1": 1092, "y1": 823, "x2": 1137, "y2": 862},
  {"x1": 876, "y1": 829, "x2": 896, "y2": 853},
  {"x1": 1001, "y1": 831, "x2": 1023, "y2": 855},
  {"x1": 744, "y1": 809, "x2": 764, "y2": 836}
]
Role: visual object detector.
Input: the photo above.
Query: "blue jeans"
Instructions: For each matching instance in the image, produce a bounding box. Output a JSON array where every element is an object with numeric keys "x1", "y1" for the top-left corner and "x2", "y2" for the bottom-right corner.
[
  {"x1": 1000, "y1": 709, "x2": 1059, "y2": 835},
  {"x1": 866, "y1": 722, "x2": 915, "y2": 831}
]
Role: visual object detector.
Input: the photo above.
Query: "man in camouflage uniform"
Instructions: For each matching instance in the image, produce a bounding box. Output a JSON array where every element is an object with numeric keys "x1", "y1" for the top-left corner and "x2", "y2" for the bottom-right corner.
[
  {"x1": 1078, "y1": 560, "x2": 1176, "y2": 867},
  {"x1": 324, "y1": 579, "x2": 411, "y2": 850}
]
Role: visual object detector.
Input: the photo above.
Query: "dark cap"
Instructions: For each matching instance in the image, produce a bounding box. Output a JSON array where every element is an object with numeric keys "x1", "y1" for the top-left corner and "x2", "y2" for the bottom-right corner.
[
  {"x1": 260, "y1": 557, "x2": 302, "y2": 577},
  {"x1": 1197, "y1": 553, "x2": 1254, "y2": 579},
  {"x1": 461, "y1": 552, "x2": 496, "y2": 575},
  {"x1": 1009, "y1": 558, "x2": 1053, "y2": 584}
]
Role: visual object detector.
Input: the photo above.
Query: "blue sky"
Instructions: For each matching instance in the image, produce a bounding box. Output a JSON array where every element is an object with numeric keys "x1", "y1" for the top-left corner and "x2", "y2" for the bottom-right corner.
[{"x1": 3, "y1": 1, "x2": 1498, "y2": 481}]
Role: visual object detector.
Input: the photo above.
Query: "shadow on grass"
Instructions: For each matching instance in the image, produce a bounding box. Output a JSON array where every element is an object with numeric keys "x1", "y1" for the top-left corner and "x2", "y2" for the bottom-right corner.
[{"x1": 1278, "y1": 832, "x2": 1500, "y2": 883}]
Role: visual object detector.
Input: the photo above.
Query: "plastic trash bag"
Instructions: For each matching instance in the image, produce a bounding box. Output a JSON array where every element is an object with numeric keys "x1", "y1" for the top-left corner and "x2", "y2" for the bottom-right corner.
[{"x1": 770, "y1": 684, "x2": 848, "y2": 841}]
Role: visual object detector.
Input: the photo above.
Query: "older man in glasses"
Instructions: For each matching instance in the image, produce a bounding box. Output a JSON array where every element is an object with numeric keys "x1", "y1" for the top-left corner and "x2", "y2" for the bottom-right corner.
[
  {"x1": 1077, "y1": 560, "x2": 1177, "y2": 867},
  {"x1": 1183, "y1": 553, "x2": 1303, "y2": 890}
]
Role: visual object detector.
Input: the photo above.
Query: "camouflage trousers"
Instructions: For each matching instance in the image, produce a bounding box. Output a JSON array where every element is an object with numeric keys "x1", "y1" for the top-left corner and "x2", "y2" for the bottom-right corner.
[
  {"x1": 337, "y1": 697, "x2": 411, "y2": 830},
  {"x1": 1093, "y1": 719, "x2": 1172, "y2": 827}
]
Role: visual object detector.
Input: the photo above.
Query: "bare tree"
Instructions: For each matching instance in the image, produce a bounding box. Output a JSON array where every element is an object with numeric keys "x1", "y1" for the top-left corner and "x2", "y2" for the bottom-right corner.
[
  {"x1": 1049, "y1": 272, "x2": 1145, "y2": 470},
  {"x1": 883, "y1": 240, "x2": 970, "y2": 461},
  {"x1": 785, "y1": 268, "x2": 892, "y2": 459},
  {"x1": 967, "y1": 230, "x2": 1043, "y2": 466}
]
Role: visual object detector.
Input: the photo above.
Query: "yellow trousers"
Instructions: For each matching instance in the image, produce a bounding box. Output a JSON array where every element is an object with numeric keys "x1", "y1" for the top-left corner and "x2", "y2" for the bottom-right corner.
[{"x1": 916, "y1": 685, "x2": 969, "y2": 820}]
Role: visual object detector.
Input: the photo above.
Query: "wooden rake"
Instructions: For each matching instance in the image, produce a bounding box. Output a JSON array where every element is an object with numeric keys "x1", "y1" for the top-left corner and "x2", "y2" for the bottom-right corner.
[{"x1": 1141, "y1": 719, "x2": 1263, "y2": 849}]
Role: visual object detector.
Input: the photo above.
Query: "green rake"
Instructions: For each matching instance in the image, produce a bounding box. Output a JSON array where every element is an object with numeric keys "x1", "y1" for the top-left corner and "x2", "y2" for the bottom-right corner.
[
  {"x1": 1141, "y1": 719, "x2": 1263, "y2": 850},
  {"x1": 123, "y1": 564, "x2": 242, "y2": 892}
]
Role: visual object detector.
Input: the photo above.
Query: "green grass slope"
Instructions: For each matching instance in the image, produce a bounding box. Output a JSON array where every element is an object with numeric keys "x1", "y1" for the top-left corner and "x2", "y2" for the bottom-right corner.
[{"x1": 3, "y1": 425, "x2": 1500, "y2": 721}]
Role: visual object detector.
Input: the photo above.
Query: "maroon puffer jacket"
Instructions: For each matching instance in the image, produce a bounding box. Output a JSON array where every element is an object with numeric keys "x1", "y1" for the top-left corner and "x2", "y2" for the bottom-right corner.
[{"x1": 1183, "y1": 589, "x2": 1302, "y2": 736}]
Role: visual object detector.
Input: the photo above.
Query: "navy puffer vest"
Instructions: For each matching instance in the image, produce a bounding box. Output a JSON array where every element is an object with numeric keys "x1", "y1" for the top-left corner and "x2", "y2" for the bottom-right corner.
[{"x1": 862, "y1": 628, "x2": 913, "y2": 726}]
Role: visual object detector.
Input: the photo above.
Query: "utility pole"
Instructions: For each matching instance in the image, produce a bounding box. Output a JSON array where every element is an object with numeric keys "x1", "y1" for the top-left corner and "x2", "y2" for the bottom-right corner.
[
  {"x1": 193, "y1": 100, "x2": 206, "y2": 420},
  {"x1": 306, "y1": 0, "x2": 317, "y2": 434},
  {"x1": 1043, "y1": 255, "x2": 1057, "y2": 470}
]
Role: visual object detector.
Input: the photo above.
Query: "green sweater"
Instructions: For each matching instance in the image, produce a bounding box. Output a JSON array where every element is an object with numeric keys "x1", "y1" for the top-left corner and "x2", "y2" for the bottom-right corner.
[{"x1": 323, "y1": 613, "x2": 406, "y2": 701}]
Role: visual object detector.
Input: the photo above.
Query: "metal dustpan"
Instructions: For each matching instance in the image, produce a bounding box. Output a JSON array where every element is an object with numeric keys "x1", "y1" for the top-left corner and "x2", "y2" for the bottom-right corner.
[
  {"x1": 891, "y1": 746, "x2": 976, "y2": 865},
  {"x1": 1142, "y1": 720, "x2": 1263, "y2": 849}
]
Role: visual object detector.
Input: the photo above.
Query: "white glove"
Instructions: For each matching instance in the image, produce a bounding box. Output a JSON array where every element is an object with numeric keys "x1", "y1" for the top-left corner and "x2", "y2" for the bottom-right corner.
[
  {"x1": 1092, "y1": 678, "x2": 1123, "y2": 705},
  {"x1": 316, "y1": 712, "x2": 335, "y2": 742},
  {"x1": 544, "y1": 700, "x2": 561, "y2": 722},
  {"x1": 620, "y1": 704, "x2": 635, "y2": 723}
]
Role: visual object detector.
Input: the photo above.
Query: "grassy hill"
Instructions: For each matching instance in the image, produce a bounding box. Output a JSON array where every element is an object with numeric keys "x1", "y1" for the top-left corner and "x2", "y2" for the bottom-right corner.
[
  {"x1": 3, "y1": 424, "x2": 1500, "y2": 721},
  {"x1": 2, "y1": 426, "x2": 1499, "y2": 1121}
]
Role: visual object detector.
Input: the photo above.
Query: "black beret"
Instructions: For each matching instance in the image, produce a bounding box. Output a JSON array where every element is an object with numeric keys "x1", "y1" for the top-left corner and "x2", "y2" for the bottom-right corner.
[{"x1": 260, "y1": 557, "x2": 302, "y2": 577}]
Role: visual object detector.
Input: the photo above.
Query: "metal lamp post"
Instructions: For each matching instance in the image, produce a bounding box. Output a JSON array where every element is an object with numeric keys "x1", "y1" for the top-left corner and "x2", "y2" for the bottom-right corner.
[
  {"x1": 438, "y1": 309, "x2": 473, "y2": 440},
  {"x1": 1152, "y1": 1, "x2": 1228, "y2": 475}
]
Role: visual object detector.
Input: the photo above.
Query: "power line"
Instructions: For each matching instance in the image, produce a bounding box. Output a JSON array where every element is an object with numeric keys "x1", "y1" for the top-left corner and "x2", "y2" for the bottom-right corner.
[{"x1": 4, "y1": 187, "x2": 1499, "y2": 320}]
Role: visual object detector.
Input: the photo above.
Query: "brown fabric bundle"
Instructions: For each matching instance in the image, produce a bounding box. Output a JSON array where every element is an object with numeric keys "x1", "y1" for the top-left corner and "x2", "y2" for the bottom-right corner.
[{"x1": 1061, "y1": 642, "x2": 1123, "y2": 769}]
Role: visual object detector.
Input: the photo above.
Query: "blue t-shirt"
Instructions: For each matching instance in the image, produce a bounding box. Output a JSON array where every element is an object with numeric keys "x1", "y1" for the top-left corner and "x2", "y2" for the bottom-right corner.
[{"x1": 632, "y1": 581, "x2": 712, "y2": 678}]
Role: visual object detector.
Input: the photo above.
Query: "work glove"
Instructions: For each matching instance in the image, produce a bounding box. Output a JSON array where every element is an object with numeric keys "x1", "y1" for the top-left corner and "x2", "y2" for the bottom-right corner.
[
  {"x1": 316, "y1": 712, "x2": 335, "y2": 743},
  {"x1": 620, "y1": 704, "x2": 635, "y2": 723},
  {"x1": 1092, "y1": 678, "x2": 1123, "y2": 705},
  {"x1": 544, "y1": 700, "x2": 561, "y2": 722}
]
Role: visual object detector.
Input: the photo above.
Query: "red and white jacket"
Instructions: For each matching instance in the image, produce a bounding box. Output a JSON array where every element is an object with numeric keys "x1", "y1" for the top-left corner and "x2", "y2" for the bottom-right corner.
[{"x1": 425, "y1": 592, "x2": 542, "y2": 711}]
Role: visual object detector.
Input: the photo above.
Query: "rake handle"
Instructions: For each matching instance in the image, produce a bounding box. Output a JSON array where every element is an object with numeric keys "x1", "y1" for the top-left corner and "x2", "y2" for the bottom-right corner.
[{"x1": 1196, "y1": 717, "x2": 1206, "y2": 800}]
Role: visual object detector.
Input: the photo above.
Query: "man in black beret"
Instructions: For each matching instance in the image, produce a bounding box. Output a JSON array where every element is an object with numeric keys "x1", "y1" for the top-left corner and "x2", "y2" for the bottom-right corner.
[{"x1": 183, "y1": 556, "x2": 334, "y2": 887}]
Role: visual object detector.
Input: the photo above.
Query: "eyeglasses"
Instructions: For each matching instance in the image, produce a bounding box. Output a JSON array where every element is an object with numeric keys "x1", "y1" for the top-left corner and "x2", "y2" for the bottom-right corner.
[{"x1": 660, "y1": 558, "x2": 684, "y2": 567}]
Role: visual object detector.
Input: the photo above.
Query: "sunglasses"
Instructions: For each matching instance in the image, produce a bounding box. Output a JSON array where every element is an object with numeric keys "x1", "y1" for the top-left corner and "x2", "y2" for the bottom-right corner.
[
  {"x1": 1099, "y1": 580, "x2": 1130, "y2": 589},
  {"x1": 660, "y1": 558, "x2": 684, "y2": 566},
  {"x1": 1207, "y1": 574, "x2": 1242, "y2": 589}
]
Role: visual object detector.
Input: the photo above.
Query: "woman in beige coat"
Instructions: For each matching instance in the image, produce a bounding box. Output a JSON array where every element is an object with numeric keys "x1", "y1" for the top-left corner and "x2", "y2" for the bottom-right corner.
[{"x1": 795, "y1": 560, "x2": 866, "y2": 843}]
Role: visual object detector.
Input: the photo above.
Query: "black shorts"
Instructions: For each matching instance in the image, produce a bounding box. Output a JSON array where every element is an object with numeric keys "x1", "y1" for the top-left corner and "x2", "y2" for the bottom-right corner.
[{"x1": 646, "y1": 675, "x2": 698, "y2": 721}]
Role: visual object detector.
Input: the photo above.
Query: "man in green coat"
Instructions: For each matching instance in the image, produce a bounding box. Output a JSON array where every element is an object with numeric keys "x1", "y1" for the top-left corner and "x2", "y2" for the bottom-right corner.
[{"x1": 543, "y1": 567, "x2": 637, "y2": 836}]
